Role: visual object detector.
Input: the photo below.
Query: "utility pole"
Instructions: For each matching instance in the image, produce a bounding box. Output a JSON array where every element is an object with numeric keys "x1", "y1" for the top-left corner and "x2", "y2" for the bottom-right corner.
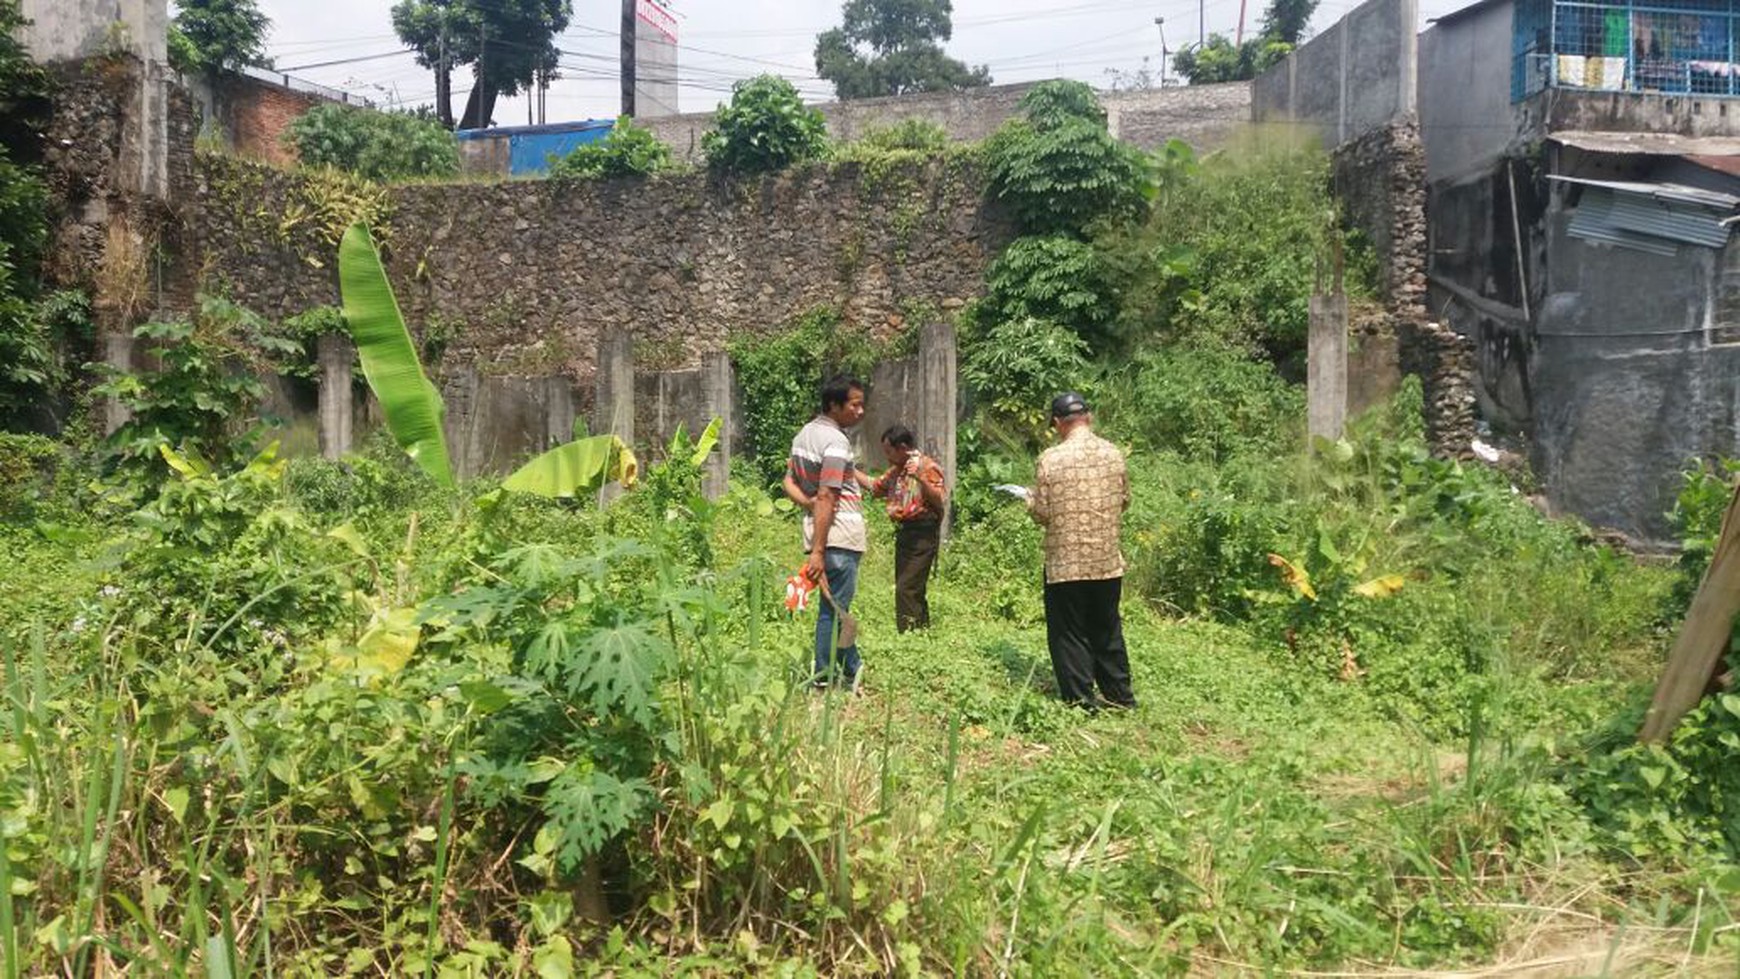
[
  {"x1": 620, "y1": 0, "x2": 637, "y2": 117},
  {"x1": 1155, "y1": 17, "x2": 1168, "y2": 87},
  {"x1": 1199, "y1": 0, "x2": 1205, "y2": 48},
  {"x1": 437, "y1": 15, "x2": 450, "y2": 128}
]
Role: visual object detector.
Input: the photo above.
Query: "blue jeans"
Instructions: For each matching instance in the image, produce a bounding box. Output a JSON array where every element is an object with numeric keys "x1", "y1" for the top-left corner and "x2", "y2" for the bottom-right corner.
[{"x1": 814, "y1": 547, "x2": 862, "y2": 685}]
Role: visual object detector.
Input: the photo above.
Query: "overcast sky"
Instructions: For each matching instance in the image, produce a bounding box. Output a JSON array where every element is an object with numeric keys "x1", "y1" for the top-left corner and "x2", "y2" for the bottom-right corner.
[{"x1": 249, "y1": 0, "x2": 1473, "y2": 122}]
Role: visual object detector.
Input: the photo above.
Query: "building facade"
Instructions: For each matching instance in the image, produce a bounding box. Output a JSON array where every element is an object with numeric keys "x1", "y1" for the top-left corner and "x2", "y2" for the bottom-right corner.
[{"x1": 1422, "y1": 0, "x2": 1740, "y2": 542}]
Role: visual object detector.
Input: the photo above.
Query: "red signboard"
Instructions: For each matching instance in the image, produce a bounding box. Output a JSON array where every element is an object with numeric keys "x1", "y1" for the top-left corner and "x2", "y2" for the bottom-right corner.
[{"x1": 636, "y1": 0, "x2": 677, "y2": 43}]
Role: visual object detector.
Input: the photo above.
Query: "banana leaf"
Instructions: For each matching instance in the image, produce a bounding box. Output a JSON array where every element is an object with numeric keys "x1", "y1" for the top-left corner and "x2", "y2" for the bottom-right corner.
[
  {"x1": 503, "y1": 435, "x2": 639, "y2": 499},
  {"x1": 689, "y1": 417, "x2": 722, "y2": 467},
  {"x1": 338, "y1": 223, "x2": 453, "y2": 487}
]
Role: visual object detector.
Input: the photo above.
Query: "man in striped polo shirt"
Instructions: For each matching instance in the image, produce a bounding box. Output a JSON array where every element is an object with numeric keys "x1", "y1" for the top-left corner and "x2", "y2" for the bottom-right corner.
[{"x1": 788, "y1": 374, "x2": 869, "y2": 691}]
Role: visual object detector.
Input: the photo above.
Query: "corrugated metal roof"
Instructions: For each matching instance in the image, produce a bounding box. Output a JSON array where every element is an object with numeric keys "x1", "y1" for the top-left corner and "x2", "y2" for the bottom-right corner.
[
  {"x1": 1548, "y1": 174, "x2": 1740, "y2": 209},
  {"x1": 1552, "y1": 131, "x2": 1740, "y2": 157},
  {"x1": 1558, "y1": 179, "x2": 1737, "y2": 253}
]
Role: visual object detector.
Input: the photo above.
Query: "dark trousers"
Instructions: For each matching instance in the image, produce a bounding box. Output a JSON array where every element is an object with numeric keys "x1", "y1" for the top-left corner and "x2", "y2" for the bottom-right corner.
[
  {"x1": 1043, "y1": 576, "x2": 1135, "y2": 709},
  {"x1": 894, "y1": 520, "x2": 940, "y2": 632}
]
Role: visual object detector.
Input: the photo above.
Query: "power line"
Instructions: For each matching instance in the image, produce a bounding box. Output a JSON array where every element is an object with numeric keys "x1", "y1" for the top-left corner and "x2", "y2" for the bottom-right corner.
[{"x1": 279, "y1": 50, "x2": 417, "y2": 71}]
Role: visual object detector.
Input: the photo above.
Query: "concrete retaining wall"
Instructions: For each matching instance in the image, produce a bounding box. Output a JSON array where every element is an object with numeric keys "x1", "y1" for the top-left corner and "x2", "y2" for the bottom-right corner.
[
  {"x1": 641, "y1": 81, "x2": 1253, "y2": 164},
  {"x1": 1251, "y1": 0, "x2": 1418, "y2": 148}
]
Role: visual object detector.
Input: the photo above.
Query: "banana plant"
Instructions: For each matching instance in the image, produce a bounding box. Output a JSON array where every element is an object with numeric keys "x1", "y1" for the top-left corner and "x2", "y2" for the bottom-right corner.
[
  {"x1": 338, "y1": 222, "x2": 641, "y2": 499},
  {"x1": 502, "y1": 434, "x2": 639, "y2": 499},
  {"x1": 338, "y1": 223, "x2": 454, "y2": 488}
]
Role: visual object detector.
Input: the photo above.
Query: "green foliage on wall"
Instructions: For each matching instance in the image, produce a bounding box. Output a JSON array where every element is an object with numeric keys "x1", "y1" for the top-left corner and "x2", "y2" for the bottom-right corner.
[
  {"x1": 286, "y1": 103, "x2": 460, "y2": 184},
  {"x1": 729, "y1": 308, "x2": 880, "y2": 489},
  {"x1": 980, "y1": 235, "x2": 1116, "y2": 346},
  {"x1": 549, "y1": 116, "x2": 672, "y2": 182},
  {"x1": 703, "y1": 75, "x2": 830, "y2": 176},
  {"x1": 0, "y1": 143, "x2": 50, "y2": 428}
]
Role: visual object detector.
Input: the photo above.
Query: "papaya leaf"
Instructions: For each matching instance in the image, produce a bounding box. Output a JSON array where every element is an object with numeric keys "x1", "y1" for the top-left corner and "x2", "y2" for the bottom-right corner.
[{"x1": 337, "y1": 223, "x2": 453, "y2": 487}]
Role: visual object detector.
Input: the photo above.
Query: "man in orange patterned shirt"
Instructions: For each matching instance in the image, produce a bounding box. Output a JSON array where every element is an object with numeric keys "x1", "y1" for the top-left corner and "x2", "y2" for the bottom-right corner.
[
  {"x1": 1026, "y1": 392, "x2": 1135, "y2": 710},
  {"x1": 870, "y1": 424, "x2": 948, "y2": 632}
]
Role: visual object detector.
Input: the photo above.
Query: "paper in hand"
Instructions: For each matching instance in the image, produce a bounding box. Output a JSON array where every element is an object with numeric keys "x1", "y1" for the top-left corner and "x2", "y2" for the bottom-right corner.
[{"x1": 994, "y1": 484, "x2": 1031, "y2": 501}]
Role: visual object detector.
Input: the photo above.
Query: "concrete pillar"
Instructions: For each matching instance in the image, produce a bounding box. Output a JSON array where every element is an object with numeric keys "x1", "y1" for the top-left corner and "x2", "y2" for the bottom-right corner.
[
  {"x1": 1308, "y1": 290, "x2": 1350, "y2": 442},
  {"x1": 101, "y1": 330, "x2": 135, "y2": 435},
  {"x1": 701, "y1": 350, "x2": 733, "y2": 500},
  {"x1": 545, "y1": 375, "x2": 576, "y2": 448},
  {"x1": 917, "y1": 320, "x2": 958, "y2": 538},
  {"x1": 595, "y1": 331, "x2": 634, "y2": 503},
  {"x1": 317, "y1": 333, "x2": 355, "y2": 459}
]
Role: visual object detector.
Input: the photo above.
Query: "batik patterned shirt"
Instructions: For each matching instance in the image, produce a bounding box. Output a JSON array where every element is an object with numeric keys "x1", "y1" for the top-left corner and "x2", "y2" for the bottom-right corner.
[{"x1": 1028, "y1": 426, "x2": 1129, "y2": 583}]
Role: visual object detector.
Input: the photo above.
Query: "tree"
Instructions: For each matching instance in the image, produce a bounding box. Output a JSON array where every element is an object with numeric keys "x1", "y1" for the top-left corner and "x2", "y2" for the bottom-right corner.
[
  {"x1": 390, "y1": 0, "x2": 570, "y2": 129},
  {"x1": 814, "y1": 0, "x2": 991, "y2": 100},
  {"x1": 168, "y1": 0, "x2": 272, "y2": 76},
  {"x1": 1172, "y1": 0, "x2": 1316, "y2": 84}
]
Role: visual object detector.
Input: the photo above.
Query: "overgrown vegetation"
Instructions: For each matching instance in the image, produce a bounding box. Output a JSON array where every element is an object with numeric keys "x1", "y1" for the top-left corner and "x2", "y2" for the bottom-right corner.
[
  {"x1": 549, "y1": 116, "x2": 672, "y2": 182},
  {"x1": 2, "y1": 52, "x2": 1736, "y2": 979},
  {"x1": 703, "y1": 75, "x2": 830, "y2": 175},
  {"x1": 286, "y1": 104, "x2": 460, "y2": 183}
]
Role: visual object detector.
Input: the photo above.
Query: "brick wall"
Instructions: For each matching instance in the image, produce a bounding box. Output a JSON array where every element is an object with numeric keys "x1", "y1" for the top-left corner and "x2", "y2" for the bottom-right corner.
[{"x1": 185, "y1": 72, "x2": 332, "y2": 166}]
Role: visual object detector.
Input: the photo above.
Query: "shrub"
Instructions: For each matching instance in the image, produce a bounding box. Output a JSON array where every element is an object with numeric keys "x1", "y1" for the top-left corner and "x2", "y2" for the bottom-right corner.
[
  {"x1": 1016, "y1": 79, "x2": 1106, "y2": 128},
  {"x1": 1097, "y1": 343, "x2": 1303, "y2": 463},
  {"x1": 729, "y1": 308, "x2": 879, "y2": 488},
  {"x1": 96, "y1": 295, "x2": 302, "y2": 480},
  {"x1": 0, "y1": 431, "x2": 58, "y2": 516},
  {"x1": 959, "y1": 315, "x2": 1091, "y2": 444},
  {"x1": 984, "y1": 83, "x2": 1152, "y2": 237},
  {"x1": 980, "y1": 235, "x2": 1116, "y2": 346},
  {"x1": 1571, "y1": 666, "x2": 1740, "y2": 863},
  {"x1": 1667, "y1": 457, "x2": 1739, "y2": 620},
  {"x1": 550, "y1": 115, "x2": 672, "y2": 181},
  {"x1": 1123, "y1": 145, "x2": 1360, "y2": 364},
  {"x1": 0, "y1": 143, "x2": 49, "y2": 427},
  {"x1": 854, "y1": 118, "x2": 949, "y2": 153},
  {"x1": 702, "y1": 75, "x2": 829, "y2": 175},
  {"x1": 286, "y1": 103, "x2": 459, "y2": 183}
]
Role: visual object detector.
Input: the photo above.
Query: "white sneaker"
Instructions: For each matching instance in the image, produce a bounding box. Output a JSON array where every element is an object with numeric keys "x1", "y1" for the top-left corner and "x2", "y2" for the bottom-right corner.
[{"x1": 850, "y1": 667, "x2": 864, "y2": 696}]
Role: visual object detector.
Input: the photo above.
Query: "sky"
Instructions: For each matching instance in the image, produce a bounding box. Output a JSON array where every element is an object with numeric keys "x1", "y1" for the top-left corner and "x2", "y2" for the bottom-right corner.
[{"x1": 249, "y1": 0, "x2": 1475, "y2": 123}]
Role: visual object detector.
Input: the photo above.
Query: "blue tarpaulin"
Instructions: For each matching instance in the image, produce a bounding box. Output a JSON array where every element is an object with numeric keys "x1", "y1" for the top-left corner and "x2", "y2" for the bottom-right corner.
[{"x1": 455, "y1": 119, "x2": 615, "y2": 176}]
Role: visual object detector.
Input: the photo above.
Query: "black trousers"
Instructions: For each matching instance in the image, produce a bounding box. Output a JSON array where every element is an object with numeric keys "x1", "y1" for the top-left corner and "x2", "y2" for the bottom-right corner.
[
  {"x1": 894, "y1": 520, "x2": 940, "y2": 632},
  {"x1": 1043, "y1": 576, "x2": 1135, "y2": 709}
]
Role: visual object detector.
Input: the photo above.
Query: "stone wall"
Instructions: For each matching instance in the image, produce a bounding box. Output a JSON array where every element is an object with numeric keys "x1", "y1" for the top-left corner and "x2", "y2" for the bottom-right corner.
[
  {"x1": 188, "y1": 154, "x2": 1006, "y2": 389},
  {"x1": 639, "y1": 81, "x2": 1253, "y2": 166},
  {"x1": 1330, "y1": 116, "x2": 1476, "y2": 456},
  {"x1": 1332, "y1": 116, "x2": 1428, "y2": 317},
  {"x1": 40, "y1": 56, "x2": 198, "y2": 320}
]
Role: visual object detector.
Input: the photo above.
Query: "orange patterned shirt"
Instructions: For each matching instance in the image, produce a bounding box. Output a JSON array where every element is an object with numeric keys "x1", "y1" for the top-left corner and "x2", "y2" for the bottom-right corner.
[
  {"x1": 1027, "y1": 426, "x2": 1129, "y2": 583},
  {"x1": 872, "y1": 453, "x2": 947, "y2": 524}
]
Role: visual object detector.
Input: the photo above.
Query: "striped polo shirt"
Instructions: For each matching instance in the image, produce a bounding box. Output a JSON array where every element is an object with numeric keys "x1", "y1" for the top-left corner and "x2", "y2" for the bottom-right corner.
[{"x1": 789, "y1": 414, "x2": 867, "y2": 553}]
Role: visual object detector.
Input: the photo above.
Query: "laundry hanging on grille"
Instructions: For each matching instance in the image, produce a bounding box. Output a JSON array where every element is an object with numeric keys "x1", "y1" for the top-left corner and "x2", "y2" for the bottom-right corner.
[{"x1": 1558, "y1": 54, "x2": 1627, "y2": 90}]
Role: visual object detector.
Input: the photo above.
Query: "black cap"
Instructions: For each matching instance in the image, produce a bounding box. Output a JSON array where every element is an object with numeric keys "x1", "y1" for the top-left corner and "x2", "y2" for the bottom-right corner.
[{"x1": 1050, "y1": 392, "x2": 1089, "y2": 419}]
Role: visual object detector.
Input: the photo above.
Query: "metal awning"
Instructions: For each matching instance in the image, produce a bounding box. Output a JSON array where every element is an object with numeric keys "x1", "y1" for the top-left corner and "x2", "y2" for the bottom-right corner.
[
  {"x1": 1551, "y1": 131, "x2": 1740, "y2": 158},
  {"x1": 1550, "y1": 175, "x2": 1740, "y2": 253}
]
